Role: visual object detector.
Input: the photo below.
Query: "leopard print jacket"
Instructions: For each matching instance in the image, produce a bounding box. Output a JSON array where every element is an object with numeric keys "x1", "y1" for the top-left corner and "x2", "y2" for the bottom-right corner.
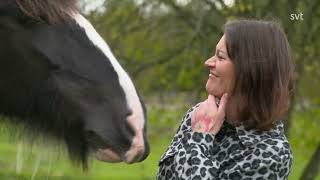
[{"x1": 157, "y1": 105, "x2": 293, "y2": 180}]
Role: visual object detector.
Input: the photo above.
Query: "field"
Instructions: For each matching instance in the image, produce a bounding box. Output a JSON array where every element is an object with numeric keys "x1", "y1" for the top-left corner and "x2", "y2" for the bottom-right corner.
[{"x1": 0, "y1": 98, "x2": 319, "y2": 180}]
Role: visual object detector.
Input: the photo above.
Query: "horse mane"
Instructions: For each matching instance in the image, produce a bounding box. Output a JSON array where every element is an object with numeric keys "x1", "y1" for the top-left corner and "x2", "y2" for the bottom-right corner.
[{"x1": 15, "y1": 0, "x2": 79, "y2": 24}]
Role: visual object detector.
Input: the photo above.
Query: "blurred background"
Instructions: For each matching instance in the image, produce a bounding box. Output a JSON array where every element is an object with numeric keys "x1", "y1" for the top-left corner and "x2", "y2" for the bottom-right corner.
[{"x1": 0, "y1": 0, "x2": 319, "y2": 179}]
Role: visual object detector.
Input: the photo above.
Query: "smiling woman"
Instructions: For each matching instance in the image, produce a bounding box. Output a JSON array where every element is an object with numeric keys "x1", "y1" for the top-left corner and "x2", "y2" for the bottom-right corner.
[
  {"x1": 0, "y1": 0, "x2": 149, "y2": 169},
  {"x1": 205, "y1": 35, "x2": 235, "y2": 99},
  {"x1": 157, "y1": 19, "x2": 294, "y2": 179}
]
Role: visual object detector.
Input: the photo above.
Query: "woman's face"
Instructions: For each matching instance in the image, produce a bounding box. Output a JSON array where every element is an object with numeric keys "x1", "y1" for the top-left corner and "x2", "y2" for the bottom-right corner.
[{"x1": 205, "y1": 35, "x2": 235, "y2": 97}]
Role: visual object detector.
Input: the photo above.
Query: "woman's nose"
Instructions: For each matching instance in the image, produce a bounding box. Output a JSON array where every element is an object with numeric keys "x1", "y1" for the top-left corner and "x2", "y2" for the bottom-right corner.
[{"x1": 205, "y1": 56, "x2": 216, "y2": 68}]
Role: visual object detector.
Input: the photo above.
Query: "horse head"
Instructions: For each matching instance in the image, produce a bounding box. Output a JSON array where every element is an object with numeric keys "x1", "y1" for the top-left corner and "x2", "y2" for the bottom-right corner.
[{"x1": 0, "y1": 0, "x2": 149, "y2": 168}]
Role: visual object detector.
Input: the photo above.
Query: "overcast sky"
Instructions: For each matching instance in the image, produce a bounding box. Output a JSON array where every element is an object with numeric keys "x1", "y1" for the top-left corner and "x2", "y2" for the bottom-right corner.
[{"x1": 81, "y1": 0, "x2": 235, "y2": 13}]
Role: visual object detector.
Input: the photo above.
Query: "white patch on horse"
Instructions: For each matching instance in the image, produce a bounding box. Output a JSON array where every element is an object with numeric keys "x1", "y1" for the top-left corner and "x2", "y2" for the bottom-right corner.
[{"x1": 72, "y1": 14, "x2": 145, "y2": 132}]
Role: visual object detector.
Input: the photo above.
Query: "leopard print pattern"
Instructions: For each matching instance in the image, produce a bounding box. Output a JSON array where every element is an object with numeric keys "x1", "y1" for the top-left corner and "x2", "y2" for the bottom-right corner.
[{"x1": 157, "y1": 105, "x2": 292, "y2": 180}]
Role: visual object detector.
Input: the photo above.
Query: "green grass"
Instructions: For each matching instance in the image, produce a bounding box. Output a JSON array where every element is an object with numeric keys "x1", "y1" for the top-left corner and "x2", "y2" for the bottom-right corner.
[
  {"x1": 0, "y1": 102, "x2": 319, "y2": 179},
  {"x1": 0, "y1": 130, "x2": 172, "y2": 180}
]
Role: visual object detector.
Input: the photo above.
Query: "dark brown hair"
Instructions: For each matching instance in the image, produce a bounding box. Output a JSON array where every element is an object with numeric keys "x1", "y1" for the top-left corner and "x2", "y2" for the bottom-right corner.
[
  {"x1": 15, "y1": 0, "x2": 78, "y2": 24},
  {"x1": 224, "y1": 19, "x2": 295, "y2": 131}
]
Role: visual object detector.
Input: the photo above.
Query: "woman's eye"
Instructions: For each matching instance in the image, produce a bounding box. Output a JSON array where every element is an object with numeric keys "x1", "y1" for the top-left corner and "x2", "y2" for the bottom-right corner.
[{"x1": 217, "y1": 55, "x2": 224, "y2": 60}]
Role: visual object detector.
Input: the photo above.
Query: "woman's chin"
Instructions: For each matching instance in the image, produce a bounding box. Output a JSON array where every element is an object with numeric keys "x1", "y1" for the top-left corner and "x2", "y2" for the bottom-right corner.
[{"x1": 205, "y1": 86, "x2": 223, "y2": 98}]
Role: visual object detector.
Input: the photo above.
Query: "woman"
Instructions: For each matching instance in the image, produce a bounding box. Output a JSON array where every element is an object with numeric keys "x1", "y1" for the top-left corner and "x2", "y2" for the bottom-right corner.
[{"x1": 157, "y1": 19, "x2": 294, "y2": 180}]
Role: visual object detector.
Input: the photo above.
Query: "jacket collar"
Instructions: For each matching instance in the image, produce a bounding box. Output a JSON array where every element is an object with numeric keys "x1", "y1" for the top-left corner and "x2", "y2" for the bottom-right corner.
[{"x1": 232, "y1": 122, "x2": 285, "y2": 147}]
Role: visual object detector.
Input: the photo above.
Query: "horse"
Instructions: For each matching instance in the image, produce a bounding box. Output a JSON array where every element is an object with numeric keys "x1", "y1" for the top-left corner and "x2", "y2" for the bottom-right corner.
[{"x1": 0, "y1": 0, "x2": 149, "y2": 169}]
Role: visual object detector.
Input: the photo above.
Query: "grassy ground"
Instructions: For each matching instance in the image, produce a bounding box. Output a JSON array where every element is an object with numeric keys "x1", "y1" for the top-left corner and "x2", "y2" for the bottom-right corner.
[
  {"x1": 0, "y1": 128, "x2": 172, "y2": 180},
  {"x1": 0, "y1": 99, "x2": 319, "y2": 179}
]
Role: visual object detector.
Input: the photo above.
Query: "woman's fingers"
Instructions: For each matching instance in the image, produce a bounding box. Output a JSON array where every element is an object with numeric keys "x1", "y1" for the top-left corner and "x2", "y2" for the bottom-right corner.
[
  {"x1": 218, "y1": 93, "x2": 228, "y2": 114},
  {"x1": 207, "y1": 94, "x2": 217, "y2": 113},
  {"x1": 209, "y1": 93, "x2": 228, "y2": 134},
  {"x1": 192, "y1": 101, "x2": 206, "y2": 130},
  {"x1": 192, "y1": 93, "x2": 228, "y2": 133},
  {"x1": 192, "y1": 101, "x2": 212, "y2": 132},
  {"x1": 207, "y1": 94, "x2": 215, "y2": 105},
  {"x1": 215, "y1": 93, "x2": 228, "y2": 121}
]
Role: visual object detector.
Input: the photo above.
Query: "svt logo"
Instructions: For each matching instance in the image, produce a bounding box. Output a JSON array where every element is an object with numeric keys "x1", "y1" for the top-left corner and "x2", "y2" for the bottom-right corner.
[{"x1": 290, "y1": 13, "x2": 304, "y2": 20}]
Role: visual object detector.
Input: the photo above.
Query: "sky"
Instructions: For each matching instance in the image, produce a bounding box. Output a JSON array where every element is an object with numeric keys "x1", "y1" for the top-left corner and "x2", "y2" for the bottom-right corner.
[{"x1": 80, "y1": 0, "x2": 235, "y2": 13}]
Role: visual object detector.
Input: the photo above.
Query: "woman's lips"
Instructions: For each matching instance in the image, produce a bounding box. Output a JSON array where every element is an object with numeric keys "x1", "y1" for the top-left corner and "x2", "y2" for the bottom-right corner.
[{"x1": 209, "y1": 72, "x2": 219, "y2": 78}]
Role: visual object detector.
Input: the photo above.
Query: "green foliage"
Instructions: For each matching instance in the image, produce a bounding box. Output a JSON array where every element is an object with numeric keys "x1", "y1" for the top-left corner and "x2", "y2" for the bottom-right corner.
[
  {"x1": 87, "y1": 0, "x2": 226, "y2": 95},
  {"x1": 86, "y1": 0, "x2": 320, "y2": 106}
]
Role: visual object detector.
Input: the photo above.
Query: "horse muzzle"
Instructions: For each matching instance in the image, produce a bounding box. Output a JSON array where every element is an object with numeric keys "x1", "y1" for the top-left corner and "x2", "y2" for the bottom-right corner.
[{"x1": 95, "y1": 130, "x2": 147, "y2": 164}]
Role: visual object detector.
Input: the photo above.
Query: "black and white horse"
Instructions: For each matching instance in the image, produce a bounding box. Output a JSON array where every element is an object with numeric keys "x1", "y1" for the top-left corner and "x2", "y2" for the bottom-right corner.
[{"x1": 0, "y1": 0, "x2": 149, "y2": 168}]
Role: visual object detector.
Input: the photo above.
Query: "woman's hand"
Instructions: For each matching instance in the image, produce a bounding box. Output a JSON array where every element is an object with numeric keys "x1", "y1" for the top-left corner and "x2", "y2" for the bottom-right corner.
[{"x1": 191, "y1": 93, "x2": 228, "y2": 134}]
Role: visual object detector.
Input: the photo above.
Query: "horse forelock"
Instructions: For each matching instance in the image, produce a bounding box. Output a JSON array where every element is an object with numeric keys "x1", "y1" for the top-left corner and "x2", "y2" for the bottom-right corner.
[{"x1": 15, "y1": 0, "x2": 79, "y2": 24}]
